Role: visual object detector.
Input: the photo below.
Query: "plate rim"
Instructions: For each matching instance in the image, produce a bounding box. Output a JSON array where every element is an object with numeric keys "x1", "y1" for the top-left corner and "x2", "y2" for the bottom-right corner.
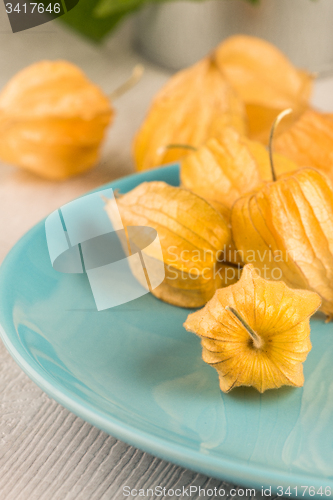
[{"x1": 0, "y1": 164, "x2": 331, "y2": 498}]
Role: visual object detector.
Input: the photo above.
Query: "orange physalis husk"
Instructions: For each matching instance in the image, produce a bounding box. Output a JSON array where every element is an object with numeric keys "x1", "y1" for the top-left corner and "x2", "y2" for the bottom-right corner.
[
  {"x1": 133, "y1": 57, "x2": 246, "y2": 171},
  {"x1": 0, "y1": 60, "x2": 113, "y2": 180},
  {"x1": 214, "y1": 35, "x2": 313, "y2": 144},
  {"x1": 105, "y1": 181, "x2": 240, "y2": 308},
  {"x1": 180, "y1": 127, "x2": 298, "y2": 212},
  {"x1": 232, "y1": 168, "x2": 333, "y2": 320},
  {"x1": 184, "y1": 264, "x2": 321, "y2": 393},
  {"x1": 275, "y1": 109, "x2": 333, "y2": 185}
]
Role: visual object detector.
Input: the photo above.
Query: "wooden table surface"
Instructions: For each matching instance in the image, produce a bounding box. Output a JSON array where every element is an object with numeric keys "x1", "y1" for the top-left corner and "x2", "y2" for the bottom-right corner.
[{"x1": 1, "y1": 8, "x2": 333, "y2": 499}]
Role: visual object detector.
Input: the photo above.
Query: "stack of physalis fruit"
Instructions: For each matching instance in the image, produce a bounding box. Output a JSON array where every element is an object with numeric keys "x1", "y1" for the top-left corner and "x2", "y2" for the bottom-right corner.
[
  {"x1": 134, "y1": 35, "x2": 333, "y2": 186},
  {"x1": 182, "y1": 112, "x2": 333, "y2": 392},
  {"x1": 104, "y1": 35, "x2": 333, "y2": 394}
]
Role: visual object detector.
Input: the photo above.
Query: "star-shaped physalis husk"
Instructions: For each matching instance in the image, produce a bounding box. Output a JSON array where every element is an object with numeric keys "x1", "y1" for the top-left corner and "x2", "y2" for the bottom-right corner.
[
  {"x1": 105, "y1": 181, "x2": 239, "y2": 308},
  {"x1": 214, "y1": 35, "x2": 313, "y2": 144},
  {"x1": 133, "y1": 56, "x2": 246, "y2": 171},
  {"x1": 184, "y1": 264, "x2": 321, "y2": 393}
]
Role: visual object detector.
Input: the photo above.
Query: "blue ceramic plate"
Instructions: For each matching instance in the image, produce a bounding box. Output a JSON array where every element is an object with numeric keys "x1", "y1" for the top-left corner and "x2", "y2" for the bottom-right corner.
[{"x1": 0, "y1": 165, "x2": 332, "y2": 499}]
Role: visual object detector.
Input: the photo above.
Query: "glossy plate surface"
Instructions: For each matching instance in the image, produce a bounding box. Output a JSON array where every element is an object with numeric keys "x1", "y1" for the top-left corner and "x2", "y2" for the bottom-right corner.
[{"x1": 0, "y1": 165, "x2": 332, "y2": 498}]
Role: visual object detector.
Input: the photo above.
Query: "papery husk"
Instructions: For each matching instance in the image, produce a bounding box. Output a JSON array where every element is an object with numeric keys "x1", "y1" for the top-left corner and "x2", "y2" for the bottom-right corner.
[
  {"x1": 105, "y1": 181, "x2": 239, "y2": 308},
  {"x1": 232, "y1": 168, "x2": 333, "y2": 319},
  {"x1": 0, "y1": 60, "x2": 112, "y2": 179},
  {"x1": 133, "y1": 57, "x2": 246, "y2": 171},
  {"x1": 275, "y1": 109, "x2": 333, "y2": 185},
  {"x1": 180, "y1": 127, "x2": 298, "y2": 211},
  {"x1": 184, "y1": 264, "x2": 321, "y2": 393},
  {"x1": 243, "y1": 137, "x2": 299, "y2": 181},
  {"x1": 214, "y1": 35, "x2": 313, "y2": 143},
  {"x1": 180, "y1": 127, "x2": 297, "y2": 271}
]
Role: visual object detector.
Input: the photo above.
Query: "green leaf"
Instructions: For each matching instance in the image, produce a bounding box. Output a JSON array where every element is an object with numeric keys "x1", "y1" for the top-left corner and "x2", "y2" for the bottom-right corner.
[
  {"x1": 94, "y1": 0, "x2": 144, "y2": 18},
  {"x1": 59, "y1": 0, "x2": 128, "y2": 42}
]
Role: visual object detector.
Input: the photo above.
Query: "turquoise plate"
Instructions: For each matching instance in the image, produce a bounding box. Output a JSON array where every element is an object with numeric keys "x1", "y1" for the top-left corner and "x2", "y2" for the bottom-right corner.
[{"x1": 0, "y1": 165, "x2": 332, "y2": 498}]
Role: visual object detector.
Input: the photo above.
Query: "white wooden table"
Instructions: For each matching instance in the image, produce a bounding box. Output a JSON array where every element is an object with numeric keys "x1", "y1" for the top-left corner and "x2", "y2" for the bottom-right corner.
[{"x1": 0, "y1": 7, "x2": 332, "y2": 499}]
